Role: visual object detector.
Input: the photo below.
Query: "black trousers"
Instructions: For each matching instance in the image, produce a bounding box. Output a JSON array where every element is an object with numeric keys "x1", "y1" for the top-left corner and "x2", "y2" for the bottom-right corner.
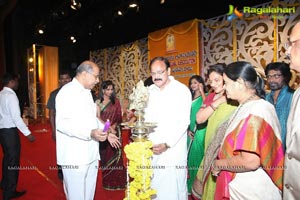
[{"x1": 0, "y1": 128, "x2": 21, "y2": 199}]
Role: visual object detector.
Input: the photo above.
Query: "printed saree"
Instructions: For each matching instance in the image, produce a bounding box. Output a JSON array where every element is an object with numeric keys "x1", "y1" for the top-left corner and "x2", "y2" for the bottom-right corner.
[
  {"x1": 197, "y1": 102, "x2": 236, "y2": 200},
  {"x1": 215, "y1": 99, "x2": 284, "y2": 200}
]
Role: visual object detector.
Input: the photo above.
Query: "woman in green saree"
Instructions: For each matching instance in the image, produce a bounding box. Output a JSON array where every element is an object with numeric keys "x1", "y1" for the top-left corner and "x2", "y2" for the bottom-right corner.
[{"x1": 187, "y1": 75, "x2": 207, "y2": 194}]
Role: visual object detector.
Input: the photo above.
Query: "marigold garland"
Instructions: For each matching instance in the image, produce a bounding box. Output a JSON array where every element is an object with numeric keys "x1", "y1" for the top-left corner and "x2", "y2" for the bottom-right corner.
[{"x1": 124, "y1": 141, "x2": 156, "y2": 200}]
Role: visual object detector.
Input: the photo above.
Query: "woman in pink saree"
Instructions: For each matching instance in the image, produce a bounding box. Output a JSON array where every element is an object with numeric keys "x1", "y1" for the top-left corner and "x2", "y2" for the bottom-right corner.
[
  {"x1": 211, "y1": 62, "x2": 284, "y2": 200},
  {"x1": 96, "y1": 80, "x2": 126, "y2": 190}
]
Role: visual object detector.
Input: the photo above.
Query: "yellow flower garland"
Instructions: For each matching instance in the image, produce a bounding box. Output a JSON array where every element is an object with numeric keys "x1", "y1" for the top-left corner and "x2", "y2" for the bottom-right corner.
[{"x1": 124, "y1": 141, "x2": 156, "y2": 200}]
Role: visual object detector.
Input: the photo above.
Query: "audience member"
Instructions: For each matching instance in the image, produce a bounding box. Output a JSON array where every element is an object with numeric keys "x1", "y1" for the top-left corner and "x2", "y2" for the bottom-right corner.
[
  {"x1": 187, "y1": 75, "x2": 207, "y2": 194},
  {"x1": 284, "y1": 20, "x2": 300, "y2": 199},
  {"x1": 46, "y1": 69, "x2": 72, "y2": 180},
  {"x1": 212, "y1": 61, "x2": 284, "y2": 199},
  {"x1": 96, "y1": 80, "x2": 126, "y2": 190},
  {"x1": 0, "y1": 73, "x2": 35, "y2": 200},
  {"x1": 55, "y1": 61, "x2": 120, "y2": 200},
  {"x1": 265, "y1": 62, "x2": 294, "y2": 151},
  {"x1": 192, "y1": 64, "x2": 236, "y2": 200},
  {"x1": 144, "y1": 56, "x2": 191, "y2": 200}
]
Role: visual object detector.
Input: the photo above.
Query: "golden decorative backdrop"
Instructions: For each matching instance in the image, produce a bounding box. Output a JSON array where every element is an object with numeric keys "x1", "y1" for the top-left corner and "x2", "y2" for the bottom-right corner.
[
  {"x1": 90, "y1": 0, "x2": 300, "y2": 106},
  {"x1": 90, "y1": 38, "x2": 148, "y2": 106}
]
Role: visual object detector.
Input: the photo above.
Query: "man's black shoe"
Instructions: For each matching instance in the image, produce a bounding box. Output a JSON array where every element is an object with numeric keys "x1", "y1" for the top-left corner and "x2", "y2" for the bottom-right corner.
[
  {"x1": 58, "y1": 172, "x2": 63, "y2": 181},
  {"x1": 10, "y1": 190, "x2": 26, "y2": 199}
]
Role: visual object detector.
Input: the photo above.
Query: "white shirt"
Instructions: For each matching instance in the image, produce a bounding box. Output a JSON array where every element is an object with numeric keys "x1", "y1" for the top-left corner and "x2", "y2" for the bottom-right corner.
[
  {"x1": 144, "y1": 76, "x2": 191, "y2": 164},
  {"x1": 0, "y1": 87, "x2": 31, "y2": 136},
  {"x1": 56, "y1": 78, "x2": 103, "y2": 165}
]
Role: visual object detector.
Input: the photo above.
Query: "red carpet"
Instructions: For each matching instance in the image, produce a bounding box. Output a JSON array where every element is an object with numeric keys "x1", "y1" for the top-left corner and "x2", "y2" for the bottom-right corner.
[
  {"x1": 0, "y1": 119, "x2": 125, "y2": 200},
  {"x1": 0, "y1": 120, "x2": 194, "y2": 200}
]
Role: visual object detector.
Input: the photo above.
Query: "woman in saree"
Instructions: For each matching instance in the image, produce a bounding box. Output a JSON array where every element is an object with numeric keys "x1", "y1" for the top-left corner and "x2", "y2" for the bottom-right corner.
[
  {"x1": 96, "y1": 80, "x2": 126, "y2": 190},
  {"x1": 187, "y1": 75, "x2": 207, "y2": 194},
  {"x1": 192, "y1": 64, "x2": 237, "y2": 200},
  {"x1": 211, "y1": 61, "x2": 284, "y2": 199}
]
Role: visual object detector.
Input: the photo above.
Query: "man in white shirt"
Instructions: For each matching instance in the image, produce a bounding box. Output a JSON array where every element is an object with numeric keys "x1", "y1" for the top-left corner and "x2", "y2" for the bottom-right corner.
[
  {"x1": 144, "y1": 56, "x2": 191, "y2": 200},
  {"x1": 55, "y1": 60, "x2": 120, "y2": 200},
  {"x1": 0, "y1": 73, "x2": 35, "y2": 200}
]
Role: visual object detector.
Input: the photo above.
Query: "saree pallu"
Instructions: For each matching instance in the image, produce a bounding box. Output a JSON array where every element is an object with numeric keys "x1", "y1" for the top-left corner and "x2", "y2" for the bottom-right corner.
[
  {"x1": 215, "y1": 99, "x2": 284, "y2": 200},
  {"x1": 187, "y1": 96, "x2": 206, "y2": 194},
  {"x1": 99, "y1": 99, "x2": 126, "y2": 190},
  {"x1": 198, "y1": 102, "x2": 236, "y2": 200}
]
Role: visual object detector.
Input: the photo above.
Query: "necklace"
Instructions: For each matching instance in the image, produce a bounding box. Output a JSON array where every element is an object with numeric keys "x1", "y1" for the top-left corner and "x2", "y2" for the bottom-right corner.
[{"x1": 226, "y1": 93, "x2": 257, "y2": 130}]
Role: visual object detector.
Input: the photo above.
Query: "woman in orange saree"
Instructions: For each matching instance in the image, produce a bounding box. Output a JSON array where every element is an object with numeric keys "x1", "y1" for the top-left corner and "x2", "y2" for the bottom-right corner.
[{"x1": 212, "y1": 62, "x2": 284, "y2": 200}]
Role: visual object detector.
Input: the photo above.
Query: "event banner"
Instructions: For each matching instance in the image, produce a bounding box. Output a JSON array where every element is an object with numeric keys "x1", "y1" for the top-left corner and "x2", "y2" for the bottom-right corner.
[{"x1": 148, "y1": 19, "x2": 200, "y2": 86}]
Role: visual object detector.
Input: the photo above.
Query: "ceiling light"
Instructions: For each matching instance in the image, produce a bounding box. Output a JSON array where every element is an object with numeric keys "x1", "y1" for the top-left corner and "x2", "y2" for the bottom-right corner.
[
  {"x1": 160, "y1": 0, "x2": 165, "y2": 4},
  {"x1": 128, "y1": 2, "x2": 139, "y2": 12},
  {"x1": 129, "y1": 3, "x2": 138, "y2": 8},
  {"x1": 70, "y1": 0, "x2": 81, "y2": 10},
  {"x1": 70, "y1": 36, "x2": 76, "y2": 43},
  {"x1": 38, "y1": 29, "x2": 44, "y2": 34},
  {"x1": 117, "y1": 10, "x2": 123, "y2": 16}
]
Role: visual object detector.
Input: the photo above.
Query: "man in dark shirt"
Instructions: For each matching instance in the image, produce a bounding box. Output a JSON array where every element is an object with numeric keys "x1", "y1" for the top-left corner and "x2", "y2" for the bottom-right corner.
[
  {"x1": 46, "y1": 69, "x2": 72, "y2": 180},
  {"x1": 264, "y1": 62, "x2": 294, "y2": 151}
]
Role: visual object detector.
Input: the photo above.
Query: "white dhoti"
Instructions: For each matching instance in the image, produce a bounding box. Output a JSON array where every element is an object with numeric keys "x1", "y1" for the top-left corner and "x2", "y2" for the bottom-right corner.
[
  {"x1": 151, "y1": 159, "x2": 187, "y2": 200},
  {"x1": 62, "y1": 160, "x2": 99, "y2": 200}
]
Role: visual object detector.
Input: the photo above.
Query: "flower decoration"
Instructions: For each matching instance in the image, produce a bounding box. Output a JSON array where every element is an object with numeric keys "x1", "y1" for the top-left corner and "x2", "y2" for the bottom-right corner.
[
  {"x1": 129, "y1": 80, "x2": 149, "y2": 111},
  {"x1": 124, "y1": 141, "x2": 156, "y2": 200}
]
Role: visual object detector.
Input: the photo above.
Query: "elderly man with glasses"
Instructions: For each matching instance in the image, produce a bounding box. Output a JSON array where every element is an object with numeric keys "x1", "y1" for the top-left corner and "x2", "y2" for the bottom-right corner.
[
  {"x1": 55, "y1": 60, "x2": 119, "y2": 200},
  {"x1": 144, "y1": 56, "x2": 191, "y2": 200}
]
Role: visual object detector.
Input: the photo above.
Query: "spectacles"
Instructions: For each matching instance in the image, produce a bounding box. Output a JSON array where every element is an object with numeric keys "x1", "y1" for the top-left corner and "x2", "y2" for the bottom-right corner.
[
  {"x1": 87, "y1": 71, "x2": 99, "y2": 80},
  {"x1": 150, "y1": 69, "x2": 166, "y2": 76},
  {"x1": 284, "y1": 38, "x2": 300, "y2": 50},
  {"x1": 266, "y1": 74, "x2": 282, "y2": 80}
]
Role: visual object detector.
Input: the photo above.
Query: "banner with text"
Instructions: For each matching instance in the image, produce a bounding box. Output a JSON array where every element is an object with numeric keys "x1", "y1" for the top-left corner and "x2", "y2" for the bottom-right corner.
[{"x1": 148, "y1": 19, "x2": 200, "y2": 86}]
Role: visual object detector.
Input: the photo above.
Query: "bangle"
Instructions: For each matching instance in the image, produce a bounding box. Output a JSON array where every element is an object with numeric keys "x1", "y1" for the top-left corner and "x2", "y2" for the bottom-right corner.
[{"x1": 210, "y1": 104, "x2": 216, "y2": 111}]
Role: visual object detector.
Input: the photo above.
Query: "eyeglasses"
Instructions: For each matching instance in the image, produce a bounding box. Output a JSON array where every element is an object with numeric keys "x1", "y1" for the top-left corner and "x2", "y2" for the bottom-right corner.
[
  {"x1": 87, "y1": 71, "x2": 99, "y2": 80},
  {"x1": 150, "y1": 69, "x2": 166, "y2": 76},
  {"x1": 266, "y1": 74, "x2": 282, "y2": 80},
  {"x1": 284, "y1": 38, "x2": 300, "y2": 50}
]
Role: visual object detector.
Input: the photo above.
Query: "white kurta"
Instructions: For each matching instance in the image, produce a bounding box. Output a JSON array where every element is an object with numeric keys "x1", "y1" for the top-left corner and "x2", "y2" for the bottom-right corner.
[
  {"x1": 56, "y1": 78, "x2": 101, "y2": 166},
  {"x1": 56, "y1": 78, "x2": 103, "y2": 200},
  {"x1": 144, "y1": 76, "x2": 191, "y2": 200}
]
